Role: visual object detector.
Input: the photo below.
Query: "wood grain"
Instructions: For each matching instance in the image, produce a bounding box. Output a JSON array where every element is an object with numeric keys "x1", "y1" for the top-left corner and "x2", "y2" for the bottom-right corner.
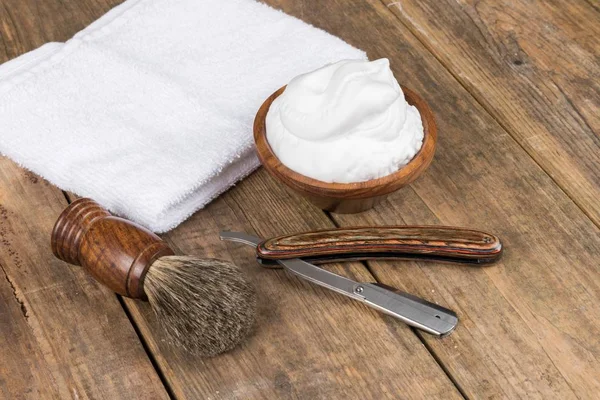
[
  {"x1": 383, "y1": 0, "x2": 600, "y2": 227},
  {"x1": 97, "y1": 170, "x2": 463, "y2": 399},
  {"x1": 256, "y1": 226, "x2": 502, "y2": 264},
  {"x1": 266, "y1": 0, "x2": 600, "y2": 397},
  {"x1": 0, "y1": 1, "x2": 167, "y2": 397},
  {"x1": 0, "y1": 158, "x2": 169, "y2": 399},
  {"x1": 2, "y1": 0, "x2": 600, "y2": 398},
  {"x1": 254, "y1": 86, "x2": 437, "y2": 213},
  {"x1": 52, "y1": 198, "x2": 174, "y2": 298},
  {"x1": 0, "y1": 258, "x2": 58, "y2": 399}
]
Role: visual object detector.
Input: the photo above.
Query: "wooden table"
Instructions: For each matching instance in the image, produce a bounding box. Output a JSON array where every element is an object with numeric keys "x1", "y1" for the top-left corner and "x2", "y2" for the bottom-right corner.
[{"x1": 1, "y1": 0, "x2": 598, "y2": 398}]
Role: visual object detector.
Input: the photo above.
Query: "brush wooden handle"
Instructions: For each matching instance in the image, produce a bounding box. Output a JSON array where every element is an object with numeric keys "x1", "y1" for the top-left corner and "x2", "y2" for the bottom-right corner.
[
  {"x1": 51, "y1": 198, "x2": 174, "y2": 298},
  {"x1": 257, "y1": 226, "x2": 502, "y2": 265}
]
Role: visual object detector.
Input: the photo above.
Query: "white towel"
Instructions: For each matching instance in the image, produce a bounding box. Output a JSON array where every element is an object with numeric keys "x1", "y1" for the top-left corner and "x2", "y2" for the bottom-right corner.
[{"x1": 0, "y1": 0, "x2": 365, "y2": 232}]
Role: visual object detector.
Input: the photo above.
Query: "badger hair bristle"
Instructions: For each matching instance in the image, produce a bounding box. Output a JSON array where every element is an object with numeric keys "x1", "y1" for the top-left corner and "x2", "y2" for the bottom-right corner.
[{"x1": 144, "y1": 256, "x2": 256, "y2": 357}]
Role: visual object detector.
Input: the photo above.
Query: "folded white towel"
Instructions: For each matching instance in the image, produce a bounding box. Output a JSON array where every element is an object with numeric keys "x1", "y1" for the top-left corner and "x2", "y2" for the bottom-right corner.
[{"x1": 0, "y1": 0, "x2": 365, "y2": 232}]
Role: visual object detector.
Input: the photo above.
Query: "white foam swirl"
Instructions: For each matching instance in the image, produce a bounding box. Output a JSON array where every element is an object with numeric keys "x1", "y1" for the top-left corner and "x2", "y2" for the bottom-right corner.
[{"x1": 266, "y1": 59, "x2": 424, "y2": 183}]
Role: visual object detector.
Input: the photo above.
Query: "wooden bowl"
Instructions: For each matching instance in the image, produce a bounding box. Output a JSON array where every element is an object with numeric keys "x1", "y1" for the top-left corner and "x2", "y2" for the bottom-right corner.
[{"x1": 253, "y1": 85, "x2": 437, "y2": 213}]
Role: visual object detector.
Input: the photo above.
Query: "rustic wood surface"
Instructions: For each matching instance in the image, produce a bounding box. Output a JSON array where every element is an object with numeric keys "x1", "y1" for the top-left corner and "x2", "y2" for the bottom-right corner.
[
  {"x1": 0, "y1": 160, "x2": 169, "y2": 399},
  {"x1": 383, "y1": 0, "x2": 600, "y2": 227},
  {"x1": 1, "y1": 0, "x2": 599, "y2": 399}
]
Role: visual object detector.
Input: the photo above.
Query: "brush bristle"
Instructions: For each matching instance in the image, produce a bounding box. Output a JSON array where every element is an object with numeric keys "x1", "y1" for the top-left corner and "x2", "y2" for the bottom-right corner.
[{"x1": 144, "y1": 256, "x2": 256, "y2": 357}]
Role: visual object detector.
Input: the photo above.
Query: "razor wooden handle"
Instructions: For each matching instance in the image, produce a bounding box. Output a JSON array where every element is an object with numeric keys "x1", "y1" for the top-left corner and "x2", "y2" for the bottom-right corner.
[{"x1": 257, "y1": 226, "x2": 502, "y2": 265}]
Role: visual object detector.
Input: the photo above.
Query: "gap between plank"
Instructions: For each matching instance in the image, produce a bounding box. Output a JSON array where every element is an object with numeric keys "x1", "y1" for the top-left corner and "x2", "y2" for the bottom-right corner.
[
  {"x1": 323, "y1": 211, "x2": 468, "y2": 399},
  {"x1": 414, "y1": 329, "x2": 471, "y2": 400},
  {"x1": 61, "y1": 190, "x2": 71, "y2": 205},
  {"x1": 117, "y1": 296, "x2": 177, "y2": 400},
  {"x1": 584, "y1": 0, "x2": 600, "y2": 13},
  {"x1": 62, "y1": 190, "x2": 176, "y2": 400},
  {"x1": 380, "y1": 0, "x2": 600, "y2": 231}
]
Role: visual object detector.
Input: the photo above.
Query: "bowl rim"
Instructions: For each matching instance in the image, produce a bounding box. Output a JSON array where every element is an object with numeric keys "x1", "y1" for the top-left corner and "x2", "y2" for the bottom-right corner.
[{"x1": 253, "y1": 85, "x2": 437, "y2": 199}]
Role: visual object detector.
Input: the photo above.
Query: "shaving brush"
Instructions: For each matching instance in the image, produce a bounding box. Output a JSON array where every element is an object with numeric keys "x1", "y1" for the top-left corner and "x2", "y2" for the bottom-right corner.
[{"x1": 51, "y1": 198, "x2": 256, "y2": 357}]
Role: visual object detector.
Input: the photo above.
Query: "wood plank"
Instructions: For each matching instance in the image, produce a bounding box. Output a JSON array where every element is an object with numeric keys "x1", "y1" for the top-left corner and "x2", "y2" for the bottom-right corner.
[
  {"x1": 112, "y1": 169, "x2": 463, "y2": 399},
  {"x1": 0, "y1": 158, "x2": 169, "y2": 399},
  {"x1": 383, "y1": 0, "x2": 600, "y2": 226},
  {"x1": 267, "y1": 0, "x2": 600, "y2": 397},
  {"x1": 0, "y1": 0, "x2": 119, "y2": 59},
  {"x1": 0, "y1": 260, "x2": 58, "y2": 399},
  {"x1": 0, "y1": 1, "x2": 167, "y2": 397}
]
